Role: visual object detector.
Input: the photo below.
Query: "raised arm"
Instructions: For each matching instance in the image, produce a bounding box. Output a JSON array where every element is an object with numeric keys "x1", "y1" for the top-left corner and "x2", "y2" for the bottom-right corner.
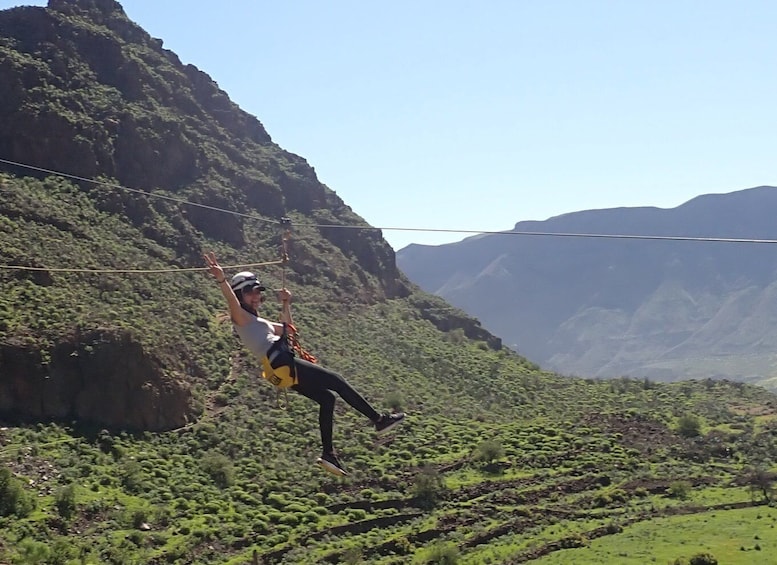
[{"x1": 204, "y1": 252, "x2": 251, "y2": 326}]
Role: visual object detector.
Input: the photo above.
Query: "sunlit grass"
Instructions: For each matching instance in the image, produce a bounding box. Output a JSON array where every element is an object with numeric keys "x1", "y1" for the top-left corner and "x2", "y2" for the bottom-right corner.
[{"x1": 533, "y1": 506, "x2": 777, "y2": 565}]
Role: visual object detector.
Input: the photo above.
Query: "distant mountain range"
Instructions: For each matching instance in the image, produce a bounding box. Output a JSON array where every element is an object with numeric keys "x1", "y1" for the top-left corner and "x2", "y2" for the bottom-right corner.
[{"x1": 397, "y1": 187, "x2": 777, "y2": 387}]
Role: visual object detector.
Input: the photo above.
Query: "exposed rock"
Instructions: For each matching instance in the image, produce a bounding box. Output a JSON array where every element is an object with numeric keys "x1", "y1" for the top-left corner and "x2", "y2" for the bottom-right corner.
[
  {"x1": 412, "y1": 296, "x2": 501, "y2": 350},
  {"x1": 0, "y1": 328, "x2": 194, "y2": 431},
  {"x1": 398, "y1": 187, "x2": 777, "y2": 382},
  {"x1": 0, "y1": 0, "x2": 493, "y2": 435}
]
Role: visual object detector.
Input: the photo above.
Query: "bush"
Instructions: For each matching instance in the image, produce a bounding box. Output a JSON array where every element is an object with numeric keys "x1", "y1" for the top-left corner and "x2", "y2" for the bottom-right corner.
[
  {"x1": 129, "y1": 508, "x2": 149, "y2": 529},
  {"x1": 412, "y1": 465, "x2": 447, "y2": 510},
  {"x1": 473, "y1": 440, "x2": 505, "y2": 465},
  {"x1": 634, "y1": 487, "x2": 649, "y2": 498},
  {"x1": 54, "y1": 484, "x2": 77, "y2": 520},
  {"x1": 677, "y1": 414, "x2": 701, "y2": 438},
  {"x1": 689, "y1": 553, "x2": 718, "y2": 565},
  {"x1": 384, "y1": 391, "x2": 404, "y2": 412},
  {"x1": 346, "y1": 508, "x2": 367, "y2": 521},
  {"x1": 667, "y1": 481, "x2": 691, "y2": 500},
  {"x1": 343, "y1": 547, "x2": 363, "y2": 565},
  {"x1": 11, "y1": 538, "x2": 50, "y2": 564},
  {"x1": 425, "y1": 542, "x2": 460, "y2": 564},
  {"x1": 48, "y1": 538, "x2": 77, "y2": 565},
  {"x1": 0, "y1": 467, "x2": 35, "y2": 517},
  {"x1": 200, "y1": 451, "x2": 234, "y2": 488},
  {"x1": 121, "y1": 460, "x2": 143, "y2": 493}
]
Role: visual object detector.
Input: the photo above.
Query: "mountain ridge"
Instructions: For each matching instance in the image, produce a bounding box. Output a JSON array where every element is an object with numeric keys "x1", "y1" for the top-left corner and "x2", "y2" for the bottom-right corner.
[{"x1": 397, "y1": 187, "x2": 777, "y2": 384}]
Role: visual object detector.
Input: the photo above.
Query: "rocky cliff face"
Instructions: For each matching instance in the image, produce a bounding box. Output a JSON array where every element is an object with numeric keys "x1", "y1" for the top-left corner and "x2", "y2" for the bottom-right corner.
[
  {"x1": 0, "y1": 328, "x2": 193, "y2": 431},
  {"x1": 0, "y1": 0, "x2": 408, "y2": 296},
  {"x1": 0, "y1": 0, "x2": 420, "y2": 430}
]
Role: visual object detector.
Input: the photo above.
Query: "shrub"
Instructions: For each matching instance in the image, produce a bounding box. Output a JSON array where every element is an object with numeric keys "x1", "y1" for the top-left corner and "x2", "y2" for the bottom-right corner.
[
  {"x1": 689, "y1": 553, "x2": 718, "y2": 565},
  {"x1": 48, "y1": 538, "x2": 77, "y2": 565},
  {"x1": 121, "y1": 460, "x2": 143, "y2": 493},
  {"x1": 425, "y1": 541, "x2": 460, "y2": 564},
  {"x1": 0, "y1": 467, "x2": 35, "y2": 517},
  {"x1": 393, "y1": 536, "x2": 413, "y2": 554},
  {"x1": 634, "y1": 487, "x2": 649, "y2": 498},
  {"x1": 667, "y1": 481, "x2": 691, "y2": 500},
  {"x1": 346, "y1": 508, "x2": 367, "y2": 521},
  {"x1": 343, "y1": 547, "x2": 363, "y2": 565},
  {"x1": 473, "y1": 440, "x2": 505, "y2": 465},
  {"x1": 279, "y1": 513, "x2": 300, "y2": 526},
  {"x1": 677, "y1": 414, "x2": 701, "y2": 438},
  {"x1": 412, "y1": 465, "x2": 447, "y2": 510},
  {"x1": 54, "y1": 484, "x2": 77, "y2": 520},
  {"x1": 385, "y1": 391, "x2": 404, "y2": 411},
  {"x1": 129, "y1": 508, "x2": 149, "y2": 529},
  {"x1": 11, "y1": 539, "x2": 50, "y2": 564},
  {"x1": 200, "y1": 451, "x2": 234, "y2": 488},
  {"x1": 302, "y1": 510, "x2": 320, "y2": 523}
]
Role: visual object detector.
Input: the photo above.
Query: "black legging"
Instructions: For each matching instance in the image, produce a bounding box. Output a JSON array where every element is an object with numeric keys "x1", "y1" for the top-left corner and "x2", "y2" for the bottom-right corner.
[{"x1": 292, "y1": 359, "x2": 381, "y2": 454}]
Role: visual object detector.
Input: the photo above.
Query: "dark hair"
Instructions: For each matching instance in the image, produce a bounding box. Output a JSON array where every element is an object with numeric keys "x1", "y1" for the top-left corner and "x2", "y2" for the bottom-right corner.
[{"x1": 237, "y1": 289, "x2": 259, "y2": 315}]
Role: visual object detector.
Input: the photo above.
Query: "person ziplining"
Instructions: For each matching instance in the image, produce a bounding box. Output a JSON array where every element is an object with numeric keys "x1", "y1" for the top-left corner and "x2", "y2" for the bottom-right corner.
[{"x1": 204, "y1": 251, "x2": 404, "y2": 476}]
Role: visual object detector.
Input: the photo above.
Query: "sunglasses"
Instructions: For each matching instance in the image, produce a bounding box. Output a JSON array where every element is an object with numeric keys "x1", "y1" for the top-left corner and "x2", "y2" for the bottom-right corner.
[{"x1": 244, "y1": 286, "x2": 265, "y2": 294}]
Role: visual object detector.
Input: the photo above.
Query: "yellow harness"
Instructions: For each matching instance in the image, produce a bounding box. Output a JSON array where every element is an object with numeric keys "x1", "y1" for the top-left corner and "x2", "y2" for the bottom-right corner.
[
  {"x1": 260, "y1": 328, "x2": 298, "y2": 388},
  {"x1": 260, "y1": 355, "x2": 296, "y2": 388}
]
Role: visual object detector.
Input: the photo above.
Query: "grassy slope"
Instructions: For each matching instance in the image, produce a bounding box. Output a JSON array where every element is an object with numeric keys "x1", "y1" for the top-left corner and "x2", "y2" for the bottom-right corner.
[
  {"x1": 1, "y1": 176, "x2": 776, "y2": 563},
  {"x1": 534, "y1": 506, "x2": 776, "y2": 565}
]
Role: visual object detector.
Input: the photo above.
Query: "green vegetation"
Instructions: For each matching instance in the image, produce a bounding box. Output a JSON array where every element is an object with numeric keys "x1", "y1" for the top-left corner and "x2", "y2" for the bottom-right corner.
[
  {"x1": 0, "y1": 175, "x2": 776, "y2": 562},
  {"x1": 1, "y1": 315, "x2": 775, "y2": 564},
  {"x1": 1, "y1": 2, "x2": 776, "y2": 563},
  {"x1": 534, "y1": 506, "x2": 774, "y2": 565}
]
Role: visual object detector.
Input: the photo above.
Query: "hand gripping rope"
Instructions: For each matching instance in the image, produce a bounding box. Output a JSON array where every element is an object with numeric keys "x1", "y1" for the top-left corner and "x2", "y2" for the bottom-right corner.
[
  {"x1": 273, "y1": 218, "x2": 317, "y2": 410},
  {"x1": 278, "y1": 217, "x2": 317, "y2": 365}
]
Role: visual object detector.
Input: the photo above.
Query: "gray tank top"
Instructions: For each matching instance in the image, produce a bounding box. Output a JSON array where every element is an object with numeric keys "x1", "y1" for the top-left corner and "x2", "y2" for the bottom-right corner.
[{"x1": 234, "y1": 316, "x2": 280, "y2": 360}]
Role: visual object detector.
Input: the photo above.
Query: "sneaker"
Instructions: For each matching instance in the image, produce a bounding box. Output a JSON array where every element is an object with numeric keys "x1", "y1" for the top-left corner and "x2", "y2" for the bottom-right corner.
[
  {"x1": 374, "y1": 412, "x2": 405, "y2": 435},
  {"x1": 316, "y1": 452, "x2": 348, "y2": 476}
]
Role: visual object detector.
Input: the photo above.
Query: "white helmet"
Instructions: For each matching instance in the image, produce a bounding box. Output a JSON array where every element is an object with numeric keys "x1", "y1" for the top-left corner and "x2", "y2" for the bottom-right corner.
[{"x1": 230, "y1": 271, "x2": 266, "y2": 293}]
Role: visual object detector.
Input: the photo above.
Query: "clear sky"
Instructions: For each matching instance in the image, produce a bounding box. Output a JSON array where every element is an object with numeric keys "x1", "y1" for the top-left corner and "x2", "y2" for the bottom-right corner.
[{"x1": 3, "y1": 1, "x2": 776, "y2": 250}]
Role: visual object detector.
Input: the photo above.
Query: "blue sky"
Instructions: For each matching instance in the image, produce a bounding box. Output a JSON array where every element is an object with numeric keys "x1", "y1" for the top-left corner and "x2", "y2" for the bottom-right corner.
[{"x1": 3, "y1": 1, "x2": 776, "y2": 250}]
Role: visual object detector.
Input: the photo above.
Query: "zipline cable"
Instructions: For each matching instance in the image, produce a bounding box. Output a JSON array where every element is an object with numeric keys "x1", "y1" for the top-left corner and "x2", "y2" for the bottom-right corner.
[
  {"x1": 0, "y1": 259, "x2": 284, "y2": 275},
  {"x1": 3, "y1": 157, "x2": 777, "y2": 246},
  {"x1": 0, "y1": 158, "x2": 280, "y2": 226},
  {"x1": 302, "y1": 223, "x2": 777, "y2": 245}
]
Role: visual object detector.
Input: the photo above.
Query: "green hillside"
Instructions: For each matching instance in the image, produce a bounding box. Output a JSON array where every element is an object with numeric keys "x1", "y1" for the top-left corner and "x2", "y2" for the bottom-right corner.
[
  {"x1": 1, "y1": 1, "x2": 777, "y2": 564},
  {"x1": 2, "y1": 165, "x2": 776, "y2": 565}
]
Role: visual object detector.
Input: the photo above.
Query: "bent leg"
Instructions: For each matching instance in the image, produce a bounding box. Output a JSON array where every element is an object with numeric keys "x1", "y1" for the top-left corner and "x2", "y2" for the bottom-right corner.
[
  {"x1": 292, "y1": 381, "x2": 336, "y2": 454},
  {"x1": 294, "y1": 359, "x2": 381, "y2": 422}
]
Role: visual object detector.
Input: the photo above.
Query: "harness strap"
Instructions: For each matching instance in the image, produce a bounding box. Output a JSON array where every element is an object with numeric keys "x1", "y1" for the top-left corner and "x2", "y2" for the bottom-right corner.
[{"x1": 268, "y1": 347, "x2": 284, "y2": 365}]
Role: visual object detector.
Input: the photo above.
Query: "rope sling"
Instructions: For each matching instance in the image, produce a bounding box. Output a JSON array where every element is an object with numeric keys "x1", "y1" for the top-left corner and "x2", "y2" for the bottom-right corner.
[{"x1": 273, "y1": 217, "x2": 317, "y2": 409}]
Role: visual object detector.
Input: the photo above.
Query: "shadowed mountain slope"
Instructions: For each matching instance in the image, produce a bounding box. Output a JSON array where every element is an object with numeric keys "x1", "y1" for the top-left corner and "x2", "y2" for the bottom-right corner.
[{"x1": 397, "y1": 187, "x2": 777, "y2": 384}]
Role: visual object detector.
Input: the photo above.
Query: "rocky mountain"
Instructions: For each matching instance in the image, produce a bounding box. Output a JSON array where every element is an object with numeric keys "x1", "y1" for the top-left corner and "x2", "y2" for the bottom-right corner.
[
  {"x1": 397, "y1": 187, "x2": 777, "y2": 384},
  {"x1": 0, "y1": 0, "x2": 498, "y2": 431}
]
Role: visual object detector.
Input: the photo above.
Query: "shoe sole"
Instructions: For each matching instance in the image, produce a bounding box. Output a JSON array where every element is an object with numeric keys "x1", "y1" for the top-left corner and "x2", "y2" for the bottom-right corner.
[
  {"x1": 316, "y1": 458, "x2": 348, "y2": 476},
  {"x1": 376, "y1": 417, "x2": 404, "y2": 435}
]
